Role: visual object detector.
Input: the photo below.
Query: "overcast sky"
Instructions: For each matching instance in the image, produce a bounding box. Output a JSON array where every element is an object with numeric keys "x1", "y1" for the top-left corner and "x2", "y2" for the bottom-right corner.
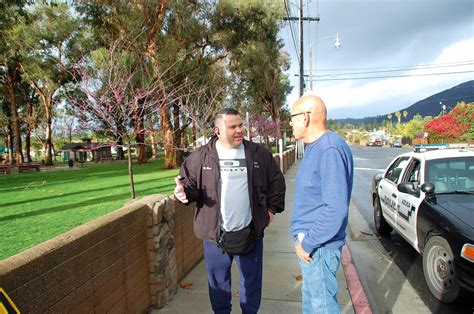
[{"x1": 279, "y1": 0, "x2": 474, "y2": 119}]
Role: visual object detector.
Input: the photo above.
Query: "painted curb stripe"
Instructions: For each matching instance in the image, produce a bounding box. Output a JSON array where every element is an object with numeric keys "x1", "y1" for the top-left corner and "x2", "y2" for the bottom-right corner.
[{"x1": 341, "y1": 245, "x2": 372, "y2": 314}]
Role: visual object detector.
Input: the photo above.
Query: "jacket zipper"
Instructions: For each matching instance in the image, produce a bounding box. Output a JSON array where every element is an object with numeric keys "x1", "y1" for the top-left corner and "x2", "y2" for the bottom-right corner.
[{"x1": 207, "y1": 149, "x2": 221, "y2": 241}]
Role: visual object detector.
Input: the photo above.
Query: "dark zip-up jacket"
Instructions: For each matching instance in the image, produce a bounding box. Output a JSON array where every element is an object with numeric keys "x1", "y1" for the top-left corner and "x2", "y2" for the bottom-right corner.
[{"x1": 178, "y1": 136, "x2": 286, "y2": 242}]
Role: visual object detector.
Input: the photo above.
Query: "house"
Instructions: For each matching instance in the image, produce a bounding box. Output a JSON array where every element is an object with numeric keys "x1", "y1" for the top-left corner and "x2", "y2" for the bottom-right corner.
[{"x1": 61, "y1": 138, "x2": 112, "y2": 162}]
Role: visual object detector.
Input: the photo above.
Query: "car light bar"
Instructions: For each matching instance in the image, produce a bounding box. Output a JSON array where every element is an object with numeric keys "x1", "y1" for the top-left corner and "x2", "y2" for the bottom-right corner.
[
  {"x1": 414, "y1": 144, "x2": 448, "y2": 152},
  {"x1": 461, "y1": 243, "x2": 474, "y2": 263},
  {"x1": 414, "y1": 143, "x2": 473, "y2": 153}
]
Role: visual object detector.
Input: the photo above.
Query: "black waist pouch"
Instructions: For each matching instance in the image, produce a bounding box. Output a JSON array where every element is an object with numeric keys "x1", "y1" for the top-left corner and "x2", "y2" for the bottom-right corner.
[{"x1": 217, "y1": 224, "x2": 256, "y2": 255}]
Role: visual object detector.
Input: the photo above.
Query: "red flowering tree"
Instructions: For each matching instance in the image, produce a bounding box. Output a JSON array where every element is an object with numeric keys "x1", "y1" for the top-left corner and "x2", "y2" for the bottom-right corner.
[
  {"x1": 250, "y1": 115, "x2": 282, "y2": 150},
  {"x1": 424, "y1": 102, "x2": 472, "y2": 143},
  {"x1": 68, "y1": 41, "x2": 183, "y2": 199}
]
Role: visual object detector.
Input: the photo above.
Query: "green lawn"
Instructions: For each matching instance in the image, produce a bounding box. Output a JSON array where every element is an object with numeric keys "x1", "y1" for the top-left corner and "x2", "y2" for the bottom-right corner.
[{"x1": 0, "y1": 160, "x2": 178, "y2": 260}]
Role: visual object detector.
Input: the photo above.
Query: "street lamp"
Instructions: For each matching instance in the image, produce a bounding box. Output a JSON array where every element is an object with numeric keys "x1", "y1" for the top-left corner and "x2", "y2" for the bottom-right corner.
[
  {"x1": 308, "y1": 33, "x2": 341, "y2": 91},
  {"x1": 440, "y1": 100, "x2": 452, "y2": 116}
]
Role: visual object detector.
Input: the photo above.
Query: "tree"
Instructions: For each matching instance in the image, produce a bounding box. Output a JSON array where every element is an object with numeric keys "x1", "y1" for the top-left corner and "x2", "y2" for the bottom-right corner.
[
  {"x1": 69, "y1": 41, "x2": 182, "y2": 199},
  {"x1": 0, "y1": 1, "x2": 31, "y2": 165},
  {"x1": 213, "y1": 0, "x2": 291, "y2": 137},
  {"x1": 403, "y1": 113, "x2": 424, "y2": 139},
  {"x1": 387, "y1": 113, "x2": 392, "y2": 125},
  {"x1": 250, "y1": 114, "x2": 282, "y2": 150},
  {"x1": 450, "y1": 102, "x2": 473, "y2": 142},
  {"x1": 16, "y1": 3, "x2": 80, "y2": 165},
  {"x1": 403, "y1": 110, "x2": 408, "y2": 123},
  {"x1": 178, "y1": 73, "x2": 228, "y2": 149},
  {"x1": 395, "y1": 111, "x2": 401, "y2": 124}
]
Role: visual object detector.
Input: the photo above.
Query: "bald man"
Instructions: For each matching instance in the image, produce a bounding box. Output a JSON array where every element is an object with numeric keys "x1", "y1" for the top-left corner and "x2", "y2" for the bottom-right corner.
[{"x1": 289, "y1": 95, "x2": 354, "y2": 313}]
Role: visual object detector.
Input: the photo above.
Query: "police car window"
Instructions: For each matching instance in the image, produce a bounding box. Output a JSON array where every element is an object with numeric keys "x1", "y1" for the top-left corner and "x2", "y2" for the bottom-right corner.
[
  {"x1": 402, "y1": 158, "x2": 421, "y2": 183},
  {"x1": 385, "y1": 156, "x2": 410, "y2": 183}
]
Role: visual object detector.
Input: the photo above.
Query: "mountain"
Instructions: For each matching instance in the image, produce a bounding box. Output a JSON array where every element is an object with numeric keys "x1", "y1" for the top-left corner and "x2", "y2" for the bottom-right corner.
[{"x1": 334, "y1": 80, "x2": 474, "y2": 126}]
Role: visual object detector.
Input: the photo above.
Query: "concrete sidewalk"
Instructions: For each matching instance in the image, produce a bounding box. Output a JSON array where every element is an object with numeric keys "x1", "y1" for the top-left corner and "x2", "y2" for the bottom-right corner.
[{"x1": 155, "y1": 162, "x2": 356, "y2": 314}]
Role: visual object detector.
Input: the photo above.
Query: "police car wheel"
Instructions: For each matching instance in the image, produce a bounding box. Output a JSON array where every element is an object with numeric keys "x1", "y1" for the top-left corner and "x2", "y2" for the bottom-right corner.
[
  {"x1": 374, "y1": 196, "x2": 392, "y2": 235},
  {"x1": 423, "y1": 236, "x2": 460, "y2": 303}
]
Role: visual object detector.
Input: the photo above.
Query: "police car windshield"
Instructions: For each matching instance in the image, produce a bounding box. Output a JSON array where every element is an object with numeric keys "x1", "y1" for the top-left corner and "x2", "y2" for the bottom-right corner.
[{"x1": 425, "y1": 156, "x2": 474, "y2": 194}]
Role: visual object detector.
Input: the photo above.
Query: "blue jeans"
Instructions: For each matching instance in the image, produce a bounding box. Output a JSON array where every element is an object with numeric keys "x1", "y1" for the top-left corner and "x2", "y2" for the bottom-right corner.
[
  {"x1": 297, "y1": 246, "x2": 342, "y2": 314},
  {"x1": 204, "y1": 238, "x2": 263, "y2": 314}
]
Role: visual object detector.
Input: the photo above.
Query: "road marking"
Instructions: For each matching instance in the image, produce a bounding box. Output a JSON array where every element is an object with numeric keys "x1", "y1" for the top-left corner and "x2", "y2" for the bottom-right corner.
[{"x1": 355, "y1": 167, "x2": 385, "y2": 171}]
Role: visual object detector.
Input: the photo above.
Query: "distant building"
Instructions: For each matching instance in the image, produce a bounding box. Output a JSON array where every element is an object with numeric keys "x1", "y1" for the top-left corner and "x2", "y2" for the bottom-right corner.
[{"x1": 61, "y1": 138, "x2": 112, "y2": 162}]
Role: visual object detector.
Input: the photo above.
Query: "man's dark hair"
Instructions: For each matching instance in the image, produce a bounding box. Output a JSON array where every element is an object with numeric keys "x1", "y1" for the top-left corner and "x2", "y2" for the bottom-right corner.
[{"x1": 214, "y1": 108, "x2": 240, "y2": 126}]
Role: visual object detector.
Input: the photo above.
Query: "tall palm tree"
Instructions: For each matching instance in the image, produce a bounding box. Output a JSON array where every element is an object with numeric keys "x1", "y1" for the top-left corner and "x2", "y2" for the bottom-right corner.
[
  {"x1": 403, "y1": 110, "x2": 408, "y2": 123},
  {"x1": 395, "y1": 111, "x2": 402, "y2": 124}
]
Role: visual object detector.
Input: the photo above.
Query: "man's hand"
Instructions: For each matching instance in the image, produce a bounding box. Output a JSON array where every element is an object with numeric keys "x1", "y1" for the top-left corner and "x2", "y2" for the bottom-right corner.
[
  {"x1": 268, "y1": 211, "x2": 274, "y2": 226},
  {"x1": 174, "y1": 176, "x2": 188, "y2": 203},
  {"x1": 295, "y1": 242, "x2": 312, "y2": 264}
]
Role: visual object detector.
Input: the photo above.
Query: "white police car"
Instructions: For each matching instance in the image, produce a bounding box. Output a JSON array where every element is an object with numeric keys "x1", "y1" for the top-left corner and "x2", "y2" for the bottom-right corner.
[{"x1": 371, "y1": 144, "x2": 474, "y2": 303}]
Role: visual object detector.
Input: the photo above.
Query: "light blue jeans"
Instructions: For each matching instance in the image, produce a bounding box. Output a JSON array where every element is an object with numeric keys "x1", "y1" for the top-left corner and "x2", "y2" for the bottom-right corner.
[{"x1": 297, "y1": 246, "x2": 342, "y2": 314}]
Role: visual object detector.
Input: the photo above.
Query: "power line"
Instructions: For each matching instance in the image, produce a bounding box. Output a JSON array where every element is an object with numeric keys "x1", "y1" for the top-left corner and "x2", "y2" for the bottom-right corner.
[
  {"x1": 308, "y1": 70, "x2": 474, "y2": 81},
  {"x1": 311, "y1": 61, "x2": 474, "y2": 77},
  {"x1": 283, "y1": 0, "x2": 300, "y2": 62},
  {"x1": 310, "y1": 60, "x2": 474, "y2": 72}
]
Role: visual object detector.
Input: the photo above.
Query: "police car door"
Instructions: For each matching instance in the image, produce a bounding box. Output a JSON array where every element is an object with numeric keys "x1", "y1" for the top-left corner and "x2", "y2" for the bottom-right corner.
[
  {"x1": 396, "y1": 158, "x2": 423, "y2": 248},
  {"x1": 378, "y1": 156, "x2": 410, "y2": 227}
]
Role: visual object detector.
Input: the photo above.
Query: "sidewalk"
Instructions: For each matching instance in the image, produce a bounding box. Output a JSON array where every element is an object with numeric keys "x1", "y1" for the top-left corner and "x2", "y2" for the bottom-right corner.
[{"x1": 155, "y1": 162, "x2": 357, "y2": 314}]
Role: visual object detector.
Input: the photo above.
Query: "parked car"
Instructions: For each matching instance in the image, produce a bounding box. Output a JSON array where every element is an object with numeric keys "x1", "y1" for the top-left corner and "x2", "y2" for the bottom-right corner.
[
  {"x1": 366, "y1": 140, "x2": 375, "y2": 147},
  {"x1": 374, "y1": 139, "x2": 383, "y2": 147},
  {"x1": 391, "y1": 140, "x2": 402, "y2": 148},
  {"x1": 370, "y1": 145, "x2": 474, "y2": 303}
]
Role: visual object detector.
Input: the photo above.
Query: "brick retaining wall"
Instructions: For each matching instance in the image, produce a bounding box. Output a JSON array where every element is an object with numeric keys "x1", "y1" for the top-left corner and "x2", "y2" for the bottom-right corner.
[{"x1": 0, "y1": 196, "x2": 201, "y2": 312}]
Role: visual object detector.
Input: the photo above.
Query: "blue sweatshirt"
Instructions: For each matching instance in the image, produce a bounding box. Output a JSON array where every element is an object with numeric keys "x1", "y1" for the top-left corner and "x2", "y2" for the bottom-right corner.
[{"x1": 291, "y1": 131, "x2": 354, "y2": 252}]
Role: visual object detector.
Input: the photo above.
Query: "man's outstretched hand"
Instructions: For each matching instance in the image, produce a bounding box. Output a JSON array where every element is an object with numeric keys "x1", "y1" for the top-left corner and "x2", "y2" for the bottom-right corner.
[{"x1": 174, "y1": 176, "x2": 188, "y2": 203}]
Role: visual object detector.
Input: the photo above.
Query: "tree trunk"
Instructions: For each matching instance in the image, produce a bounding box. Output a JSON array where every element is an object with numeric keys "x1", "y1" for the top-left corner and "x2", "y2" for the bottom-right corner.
[
  {"x1": 6, "y1": 67, "x2": 23, "y2": 165},
  {"x1": 25, "y1": 98, "x2": 33, "y2": 162},
  {"x1": 149, "y1": 132, "x2": 157, "y2": 159},
  {"x1": 44, "y1": 110, "x2": 54, "y2": 166},
  {"x1": 127, "y1": 140, "x2": 136, "y2": 199},
  {"x1": 135, "y1": 113, "x2": 147, "y2": 164},
  {"x1": 7, "y1": 130, "x2": 14, "y2": 165},
  {"x1": 25, "y1": 128, "x2": 32, "y2": 163},
  {"x1": 116, "y1": 131, "x2": 125, "y2": 160},
  {"x1": 192, "y1": 124, "x2": 197, "y2": 149},
  {"x1": 172, "y1": 103, "x2": 183, "y2": 166},
  {"x1": 37, "y1": 90, "x2": 55, "y2": 166},
  {"x1": 162, "y1": 109, "x2": 177, "y2": 169}
]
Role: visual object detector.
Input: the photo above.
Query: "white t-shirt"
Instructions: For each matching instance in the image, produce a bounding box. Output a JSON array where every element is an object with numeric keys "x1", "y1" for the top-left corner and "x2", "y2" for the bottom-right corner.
[{"x1": 216, "y1": 141, "x2": 252, "y2": 232}]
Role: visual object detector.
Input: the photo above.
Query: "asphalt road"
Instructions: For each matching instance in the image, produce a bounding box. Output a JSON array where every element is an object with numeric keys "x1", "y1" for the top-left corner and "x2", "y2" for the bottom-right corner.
[{"x1": 349, "y1": 145, "x2": 474, "y2": 314}]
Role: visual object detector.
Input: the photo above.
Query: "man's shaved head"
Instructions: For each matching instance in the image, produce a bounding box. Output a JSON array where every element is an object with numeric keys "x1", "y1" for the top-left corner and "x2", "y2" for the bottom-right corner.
[
  {"x1": 290, "y1": 94, "x2": 328, "y2": 143},
  {"x1": 293, "y1": 95, "x2": 327, "y2": 122}
]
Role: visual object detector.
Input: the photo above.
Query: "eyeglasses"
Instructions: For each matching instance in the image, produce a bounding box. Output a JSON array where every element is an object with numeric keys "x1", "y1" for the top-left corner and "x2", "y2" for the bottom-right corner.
[{"x1": 290, "y1": 111, "x2": 311, "y2": 120}]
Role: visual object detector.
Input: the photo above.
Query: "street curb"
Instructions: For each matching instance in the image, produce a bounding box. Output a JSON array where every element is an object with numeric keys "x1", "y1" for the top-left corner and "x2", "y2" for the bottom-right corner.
[{"x1": 342, "y1": 244, "x2": 372, "y2": 314}]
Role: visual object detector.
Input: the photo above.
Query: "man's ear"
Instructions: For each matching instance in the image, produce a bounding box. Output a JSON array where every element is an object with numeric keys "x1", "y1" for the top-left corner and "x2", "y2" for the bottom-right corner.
[
  {"x1": 304, "y1": 113, "x2": 310, "y2": 127},
  {"x1": 214, "y1": 127, "x2": 220, "y2": 136}
]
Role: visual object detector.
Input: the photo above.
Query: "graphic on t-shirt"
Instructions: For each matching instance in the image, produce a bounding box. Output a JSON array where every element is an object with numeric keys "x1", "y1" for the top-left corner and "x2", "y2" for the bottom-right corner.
[{"x1": 219, "y1": 159, "x2": 247, "y2": 172}]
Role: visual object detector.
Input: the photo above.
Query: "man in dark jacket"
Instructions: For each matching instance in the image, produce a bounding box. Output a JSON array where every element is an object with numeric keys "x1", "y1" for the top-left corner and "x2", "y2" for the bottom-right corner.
[{"x1": 174, "y1": 108, "x2": 285, "y2": 314}]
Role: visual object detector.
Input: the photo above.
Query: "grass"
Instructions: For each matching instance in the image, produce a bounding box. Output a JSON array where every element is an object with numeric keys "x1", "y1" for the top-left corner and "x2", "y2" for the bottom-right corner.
[{"x1": 0, "y1": 159, "x2": 178, "y2": 261}]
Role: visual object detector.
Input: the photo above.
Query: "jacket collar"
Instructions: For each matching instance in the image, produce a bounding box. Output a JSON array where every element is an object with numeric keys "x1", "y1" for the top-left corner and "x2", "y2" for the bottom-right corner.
[{"x1": 206, "y1": 136, "x2": 257, "y2": 155}]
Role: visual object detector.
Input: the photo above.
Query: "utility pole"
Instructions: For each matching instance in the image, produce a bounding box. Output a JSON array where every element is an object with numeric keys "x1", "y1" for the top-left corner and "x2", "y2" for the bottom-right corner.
[
  {"x1": 299, "y1": 0, "x2": 304, "y2": 97},
  {"x1": 284, "y1": 2, "x2": 320, "y2": 96}
]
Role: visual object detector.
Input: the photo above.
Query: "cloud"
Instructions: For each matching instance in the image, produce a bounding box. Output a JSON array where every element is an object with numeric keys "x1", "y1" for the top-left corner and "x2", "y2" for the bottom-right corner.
[{"x1": 281, "y1": 0, "x2": 474, "y2": 119}]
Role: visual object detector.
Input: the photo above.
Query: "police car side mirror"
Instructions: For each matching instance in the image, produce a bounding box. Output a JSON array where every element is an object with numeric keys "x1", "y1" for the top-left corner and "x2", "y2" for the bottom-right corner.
[
  {"x1": 397, "y1": 182, "x2": 420, "y2": 197},
  {"x1": 421, "y1": 182, "x2": 434, "y2": 193}
]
